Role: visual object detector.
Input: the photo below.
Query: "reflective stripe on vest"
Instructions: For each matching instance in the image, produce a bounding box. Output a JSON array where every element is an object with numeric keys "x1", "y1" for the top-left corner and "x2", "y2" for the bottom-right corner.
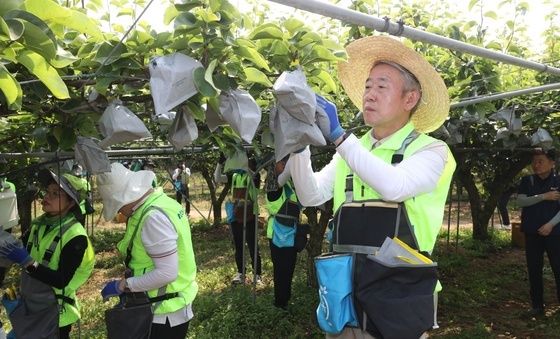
[
  {"x1": 27, "y1": 214, "x2": 95, "y2": 327},
  {"x1": 117, "y1": 191, "x2": 198, "y2": 315},
  {"x1": 333, "y1": 122, "x2": 456, "y2": 253}
]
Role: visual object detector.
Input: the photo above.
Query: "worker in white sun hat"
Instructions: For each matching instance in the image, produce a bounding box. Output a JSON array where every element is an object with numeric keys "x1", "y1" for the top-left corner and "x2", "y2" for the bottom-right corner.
[{"x1": 97, "y1": 163, "x2": 197, "y2": 339}]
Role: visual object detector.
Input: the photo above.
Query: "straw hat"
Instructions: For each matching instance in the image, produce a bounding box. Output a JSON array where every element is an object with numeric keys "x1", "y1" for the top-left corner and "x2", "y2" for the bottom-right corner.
[
  {"x1": 97, "y1": 162, "x2": 155, "y2": 221},
  {"x1": 338, "y1": 35, "x2": 449, "y2": 133}
]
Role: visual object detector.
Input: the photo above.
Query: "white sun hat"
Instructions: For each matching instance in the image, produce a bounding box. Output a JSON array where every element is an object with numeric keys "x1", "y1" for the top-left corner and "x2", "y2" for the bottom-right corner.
[{"x1": 97, "y1": 162, "x2": 155, "y2": 221}]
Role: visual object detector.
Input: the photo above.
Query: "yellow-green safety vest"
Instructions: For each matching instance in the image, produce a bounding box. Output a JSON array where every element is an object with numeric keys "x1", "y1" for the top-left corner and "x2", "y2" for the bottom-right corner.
[
  {"x1": 26, "y1": 214, "x2": 95, "y2": 327},
  {"x1": 333, "y1": 122, "x2": 456, "y2": 253},
  {"x1": 265, "y1": 181, "x2": 299, "y2": 239},
  {"x1": 232, "y1": 172, "x2": 258, "y2": 214},
  {"x1": 117, "y1": 190, "x2": 198, "y2": 315}
]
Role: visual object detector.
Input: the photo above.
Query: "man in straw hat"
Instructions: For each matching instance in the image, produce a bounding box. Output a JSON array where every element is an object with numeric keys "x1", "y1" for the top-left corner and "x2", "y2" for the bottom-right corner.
[
  {"x1": 97, "y1": 163, "x2": 198, "y2": 338},
  {"x1": 287, "y1": 36, "x2": 456, "y2": 338}
]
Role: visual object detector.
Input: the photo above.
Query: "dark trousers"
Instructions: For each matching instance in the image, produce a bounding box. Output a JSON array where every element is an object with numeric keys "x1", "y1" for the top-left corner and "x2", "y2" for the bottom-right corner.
[
  {"x1": 497, "y1": 193, "x2": 511, "y2": 225},
  {"x1": 59, "y1": 324, "x2": 71, "y2": 339},
  {"x1": 269, "y1": 240, "x2": 298, "y2": 308},
  {"x1": 231, "y1": 220, "x2": 261, "y2": 275},
  {"x1": 175, "y1": 186, "x2": 190, "y2": 214},
  {"x1": 525, "y1": 234, "x2": 560, "y2": 309},
  {"x1": 150, "y1": 319, "x2": 189, "y2": 339}
]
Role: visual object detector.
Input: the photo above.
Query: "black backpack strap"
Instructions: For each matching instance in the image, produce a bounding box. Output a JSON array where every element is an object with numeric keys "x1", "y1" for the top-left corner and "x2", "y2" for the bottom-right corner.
[
  {"x1": 391, "y1": 130, "x2": 420, "y2": 164},
  {"x1": 41, "y1": 218, "x2": 77, "y2": 265}
]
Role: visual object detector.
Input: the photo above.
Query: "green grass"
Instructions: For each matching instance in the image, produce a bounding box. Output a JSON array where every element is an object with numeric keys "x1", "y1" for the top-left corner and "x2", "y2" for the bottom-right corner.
[{"x1": 4, "y1": 215, "x2": 560, "y2": 338}]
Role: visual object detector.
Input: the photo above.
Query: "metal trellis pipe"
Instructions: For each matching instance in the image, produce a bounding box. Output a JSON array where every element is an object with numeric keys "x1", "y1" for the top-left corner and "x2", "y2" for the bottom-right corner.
[
  {"x1": 268, "y1": 0, "x2": 560, "y2": 76},
  {"x1": 451, "y1": 82, "x2": 560, "y2": 108}
]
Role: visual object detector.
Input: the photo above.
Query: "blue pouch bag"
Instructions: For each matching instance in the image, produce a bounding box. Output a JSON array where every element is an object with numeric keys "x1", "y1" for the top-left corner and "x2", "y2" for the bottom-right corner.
[
  {"x1": 272, "y1": 219, "x2": 296, "y2": 248},
  {"x1": 315, "y1": 253, "x2": 358, "y2": 334},
  {"x1": 225, "y1": 201, "x2": 235, "y2": 223}
]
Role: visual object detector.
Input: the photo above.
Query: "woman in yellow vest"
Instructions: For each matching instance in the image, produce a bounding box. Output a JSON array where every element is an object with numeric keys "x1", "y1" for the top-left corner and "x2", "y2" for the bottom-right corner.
[
  {"x1": 97, "y1": 163, "x2": 198, "y2": 339},
  {"x1": 266, "y1": 158, "x2": 304, "y2": 309},
  {"x1": 0, "y1": 169, "x2": 94, "y2": 339}
]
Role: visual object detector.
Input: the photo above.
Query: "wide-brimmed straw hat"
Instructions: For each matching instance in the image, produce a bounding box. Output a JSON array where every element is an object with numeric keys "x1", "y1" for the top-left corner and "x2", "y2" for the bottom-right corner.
[{"x1": 338, "y1": 35, "x2": 449, "y2": 133}]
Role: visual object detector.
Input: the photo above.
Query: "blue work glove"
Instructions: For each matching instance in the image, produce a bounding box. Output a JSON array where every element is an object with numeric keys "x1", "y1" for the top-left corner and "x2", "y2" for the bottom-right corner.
[
  {"x1": 101, "y1": 280, "x2": 123, "y2": 301},
  {"x1": 0, "y1": 242, "x2": 33, "y2": 267},
  {"x1": 315, "y1": 94, "x2": 344, "y2": 142},
  {"x1": 2, "y1": 295, "x2": 19, "y2": 315},
  {"x1": 7, "y1": 330, "x2": 15, "y2": 339}
]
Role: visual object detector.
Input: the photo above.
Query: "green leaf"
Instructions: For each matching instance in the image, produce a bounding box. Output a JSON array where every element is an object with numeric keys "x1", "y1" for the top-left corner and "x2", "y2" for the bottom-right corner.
[
  {"x1": 270, "y1": 40, "x2": 289, "y2": 56},
  {"x1": 0, "y1": 64, "x2": 22, "y2": 109},
  {"x1": 193, "y1": 67, "x2": 218, "y2": 97},
  {"x1": 57, "y1": 126, "x2": 76, "y2": 150},
  {"x1": 186, "y1": 101, "x2": 204, "y2": 121},
  {"x1": 0, "y1": 46, "x2": 17, "y2": 62},
  {"x1": 483, "y1": 11, "x2": 497, "y2": 19},
  {"x1": 4, "y1": 9, "x2": 57, "y2": 46},
  {"x1": 21, "y1": 20, "x2": 57, "y2": 61},
  {"x1": 0, "y1": 0, "x2": 24, "y2": 16},
  {"x1": 16, "y1": 50, "x2": 69, "y2": 99},
  {"x1": 94, "y1": 77, "x2": 113, "y2": 95},
  {"x1": 243, "y1": 67, "x2": 272, "y2": 87},
  {"x1": 315, "y1": 70, "x2": 337, "y2": 93},
  {"x1": 485, "y1": 41, "x2": 502, "y2": 50},
  {"x1": 213, "y1": 72, "x2": 233, "y2": 91},
  {"x1": 250, "y1": 23, "x2": 284, "y2": 40},
  {"x1": 4, "y1": 18, "x2": 24, "y2": 40},
  {"x1": 174, "y1": 12, "x2": 198, "y2": 28},
  {"x1": 237, "y1": 46, "x2": 271, "y2": 71},
  {"x1": 468, "y1": 0, "x2": 479, "y2": 10},
  {"x1": 205, "y1": 59, "x2": 220, "y2": 93},
  {"x1": 195, "y1": 8, "x2": 220, "y2": 23},
  {"x1": 209, "y1": 0, "x2": 221, "y2": 12},
  {"x1": 207, "y1": 96, "x2": 220, "y2": 114},
  {"x1": 235, "y1": 38, "x2": 256, "y2": 48},
  {"x1": 49, "y1": 48, "x2": 78, "y2": 68},
  {"x1": 23, "y1": 0, "x2": 103, "y2": 40},
  {"x1": 175, "y1": 1, "x2": 203, "y2": 12},
  {"x1": 283, "y1": 18, "x2": 304, "y2": 33},
  {"x1": 117, "y1": 8, "x2": 134, "y2": 17},
  {"x1": 94, "y1": 42, "x2": 128, "y2": 65},
  {"x1": 312, "y1": 44, "x2": 342, "y2": 61},
  {"x1": 163, "y1": 5, "x2": 179, "y2": 25}
]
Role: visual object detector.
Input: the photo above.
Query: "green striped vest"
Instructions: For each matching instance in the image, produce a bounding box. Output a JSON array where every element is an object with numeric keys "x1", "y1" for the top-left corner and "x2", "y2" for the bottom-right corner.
[{"x1": 27, "y1": 214, "x2": 95, "y2": 327}]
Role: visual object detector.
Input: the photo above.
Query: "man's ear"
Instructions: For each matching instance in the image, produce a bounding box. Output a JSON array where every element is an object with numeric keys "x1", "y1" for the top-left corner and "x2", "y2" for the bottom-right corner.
[{"x1": 404, "y1": 90, "x2": 421, "y2": 111}]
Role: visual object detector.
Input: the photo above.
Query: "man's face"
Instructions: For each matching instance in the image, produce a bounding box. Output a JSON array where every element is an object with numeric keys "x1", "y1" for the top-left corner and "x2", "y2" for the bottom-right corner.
[
  {"x1": 531, "y1": 154, "x2": 555, "y2": 177},
  {"x1": 362, "y1": 63, "x2": 419, "y2": 131}
]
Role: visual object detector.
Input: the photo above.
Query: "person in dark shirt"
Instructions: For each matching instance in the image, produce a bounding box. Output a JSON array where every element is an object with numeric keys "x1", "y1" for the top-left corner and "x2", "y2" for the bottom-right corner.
[{"x1": 517, "y1": 149, "x2": 560, "y2": 317}]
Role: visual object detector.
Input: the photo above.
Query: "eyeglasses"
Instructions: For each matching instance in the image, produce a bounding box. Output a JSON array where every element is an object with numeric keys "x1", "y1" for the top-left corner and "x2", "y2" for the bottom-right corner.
[{"x1": 39, "y1": 189, "x2": 63, "y2": 200}]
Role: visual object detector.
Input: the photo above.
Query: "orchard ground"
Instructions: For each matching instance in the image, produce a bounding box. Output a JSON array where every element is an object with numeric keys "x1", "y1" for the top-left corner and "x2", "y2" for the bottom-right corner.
[{"x1": 3, "y1": 179, "x2": 560, "y2": 338}]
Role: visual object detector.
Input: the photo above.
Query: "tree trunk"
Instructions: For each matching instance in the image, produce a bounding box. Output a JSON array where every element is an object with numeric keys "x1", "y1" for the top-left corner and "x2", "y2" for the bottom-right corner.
[
  {"x1": 200, "y1": 168, "x2": 231, "y2": 227},
  {"x1": 304, "y1": 200, "x2": 333, "y2": 288},
  {"x1": 454, "y1": 151, "x2": 531, "y2": 241}
]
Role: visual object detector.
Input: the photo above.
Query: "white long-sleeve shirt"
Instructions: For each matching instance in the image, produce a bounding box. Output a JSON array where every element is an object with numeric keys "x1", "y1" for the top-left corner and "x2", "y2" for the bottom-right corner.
[{"x1": 287, "y1": 132, "x2": 449, "y2": 207}]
